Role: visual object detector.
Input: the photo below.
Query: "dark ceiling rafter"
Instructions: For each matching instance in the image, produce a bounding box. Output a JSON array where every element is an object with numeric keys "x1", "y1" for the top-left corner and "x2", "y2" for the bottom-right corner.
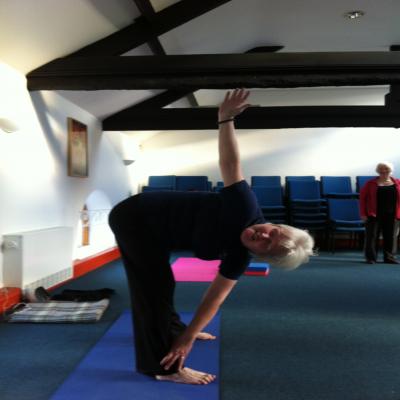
[
  {"x1": 246, "y1": 46, "x2": 284, "y2": 53},
  {"x1": 102, "y1": 106, "x2": 400, "y2": 130},
  {"x1": 385, "y1": 85, "x2": 400, "y2": 108},
  {"x1": 25, "y1": 0, "x2": 400, "y2": 132},
  {"x1": 27, "y1": 52, "x2": 400, "y2": 91},
  {"x1": 101, "y1": 46, "x2": 400, "y2": 131},
  {"x1": 125, "y1": 89, "x2": 197, "y2": 109},
  {"x1": 45, "y1": 0, "x2": 232, "y2": 58},
  {"x1": 132, "y1": 0, "x2": 164, "y2": 55},
  {"x1": 132, "y1": 0, "x2": 198, "y2": 107},
  {"x1": 386, "y1": 45, "x2": 400, "y2": 108},
  {"x1": 104, "y1": 46, "x2": 284, "y2": 124}
]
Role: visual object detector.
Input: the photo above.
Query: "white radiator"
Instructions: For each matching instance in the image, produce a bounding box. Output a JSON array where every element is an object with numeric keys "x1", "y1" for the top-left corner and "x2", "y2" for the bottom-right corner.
[{"x1": 2, "y1": 227, "x2": 74, "y2": 290}]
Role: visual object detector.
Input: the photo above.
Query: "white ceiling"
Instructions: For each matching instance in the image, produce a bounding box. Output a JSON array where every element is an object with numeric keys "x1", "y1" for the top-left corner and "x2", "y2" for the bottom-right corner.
[
  {"x1": 0, "y1": 0, "x2": 139, "y2": 73},
  {"x1": 1, "y1": 0, "x2": 399, "y2": 121}
]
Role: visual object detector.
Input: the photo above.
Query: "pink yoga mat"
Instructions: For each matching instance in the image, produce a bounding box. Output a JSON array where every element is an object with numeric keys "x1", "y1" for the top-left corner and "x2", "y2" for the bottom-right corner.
[{"x1": 171, "y1": 257, "x2": 220, "y2": 282}]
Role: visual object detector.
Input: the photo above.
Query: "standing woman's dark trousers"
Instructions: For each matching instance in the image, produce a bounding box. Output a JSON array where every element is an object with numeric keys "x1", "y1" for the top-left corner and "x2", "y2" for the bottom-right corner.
[
  {"x1": 364, "y1": 214, "x2": 399, "y2": 262},
  {"x1": 109, "y1": 196, "x2": 186, "y2": 376}
]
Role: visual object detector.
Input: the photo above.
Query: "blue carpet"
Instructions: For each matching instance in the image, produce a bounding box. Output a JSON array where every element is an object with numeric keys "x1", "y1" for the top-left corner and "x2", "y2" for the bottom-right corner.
[{"x1": 50, "y1": 311, "x2": 219, "y2": 400}]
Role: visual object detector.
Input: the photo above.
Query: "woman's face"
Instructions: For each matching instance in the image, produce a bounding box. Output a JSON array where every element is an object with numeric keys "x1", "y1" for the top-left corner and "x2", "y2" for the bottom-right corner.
[
  {"x1": 377, "y1": 165, "x2": 391, "y2": 179},
  {"x1": 240, "y1": 223, "x2": 287, "y2": 256}
]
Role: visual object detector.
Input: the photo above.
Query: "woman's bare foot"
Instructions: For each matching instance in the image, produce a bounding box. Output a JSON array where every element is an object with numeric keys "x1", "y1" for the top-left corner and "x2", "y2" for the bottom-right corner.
[
  {"x1": 155, "y1": 367, "x2": 216, "y2": 385},
  {"x1": 196, "y1": 331, "x2": 216, "y2": 340}
]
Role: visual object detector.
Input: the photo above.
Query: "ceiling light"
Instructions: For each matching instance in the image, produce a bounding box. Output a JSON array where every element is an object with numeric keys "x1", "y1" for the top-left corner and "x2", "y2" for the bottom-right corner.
[{"x1": 345, "y1": 10, "x2": 365, "y2": 20}]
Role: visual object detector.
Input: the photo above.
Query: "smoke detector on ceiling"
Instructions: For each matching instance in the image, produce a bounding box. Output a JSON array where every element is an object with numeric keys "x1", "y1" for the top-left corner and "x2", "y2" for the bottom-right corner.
[{"x1": 344, "y1": 10, "x2": 365, "y2": 20}]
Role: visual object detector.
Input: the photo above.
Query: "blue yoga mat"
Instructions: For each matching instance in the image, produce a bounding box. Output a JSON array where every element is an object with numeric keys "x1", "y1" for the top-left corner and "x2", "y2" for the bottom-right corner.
[{"x1": 51, "y1": 311, "x2": 219, "y2": 400}]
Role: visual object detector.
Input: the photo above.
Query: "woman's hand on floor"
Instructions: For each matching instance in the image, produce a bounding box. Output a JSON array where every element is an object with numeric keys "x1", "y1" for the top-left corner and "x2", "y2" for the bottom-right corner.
[{"x1": 160, "y1": 332, "x2": 195, "y2": 371}]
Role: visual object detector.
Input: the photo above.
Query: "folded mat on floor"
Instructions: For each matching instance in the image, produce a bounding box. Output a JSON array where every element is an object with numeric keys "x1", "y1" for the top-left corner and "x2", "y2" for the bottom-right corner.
[
  {"x1": 51, "y1": 311, "x2": 219, "y2": 400},
  {"x1": 171, "y1": 257, "x2": 220, "y2": 281},
  {"x1": 172, "y1": 257, "x2": 270, "y2": 281},
  {"x1": 7, "y1": 299, "x2": 109, "y2": 323}
]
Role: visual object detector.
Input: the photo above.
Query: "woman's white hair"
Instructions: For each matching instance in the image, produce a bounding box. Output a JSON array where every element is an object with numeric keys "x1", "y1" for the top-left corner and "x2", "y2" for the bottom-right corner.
[
  {"x1": 375, "y1": 161, "x2": 394, "y2": 174},
  {"x1": 259, "y1": 224, "x2": 315, "y2": 270}
]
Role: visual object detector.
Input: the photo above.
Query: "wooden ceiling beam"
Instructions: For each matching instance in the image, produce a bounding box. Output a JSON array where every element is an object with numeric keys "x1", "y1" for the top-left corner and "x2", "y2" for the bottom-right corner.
[
  {"x1": 386, "y1": 45, "x2": 400, "y2": 108},
  {"x1": 132, "y1": 0, "x2": 198, "y2": 106},
  {"x1": 63, "y1": 0, "x2": 232, "y2": 57},
  {"x1": 106, "y1": 46, "x2": 285, "y2": 115},
  {"x1": 27, "y1": 52, "x2": 400, "y2": 90},
  {"x1": 123, "y1": 89, "x2": 197, "y2": 110},
  {"x1": 132, "y1": 0, "x2": 166, "y2": 55},
  {"x1": 102, "y1": 106, "x2": 400, "y2": 130}
]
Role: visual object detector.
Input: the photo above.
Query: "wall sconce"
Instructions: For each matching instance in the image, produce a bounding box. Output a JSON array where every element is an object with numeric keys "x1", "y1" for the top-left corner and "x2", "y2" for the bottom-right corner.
[
  {"x1": 121, "y1": 141, "x2": 140, "y2": 166},
  {"x1": 0, "y1": 118, "x2": 19, "y2": 133},
  {"x1": 123, "y1": 159, "x2": 135, "y2": 166}
]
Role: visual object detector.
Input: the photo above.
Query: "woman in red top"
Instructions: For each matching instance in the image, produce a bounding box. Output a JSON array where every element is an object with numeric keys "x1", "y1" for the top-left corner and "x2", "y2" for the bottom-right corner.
[{"x1": 359, "y1": 162, "x2": 400, "y2": 264}]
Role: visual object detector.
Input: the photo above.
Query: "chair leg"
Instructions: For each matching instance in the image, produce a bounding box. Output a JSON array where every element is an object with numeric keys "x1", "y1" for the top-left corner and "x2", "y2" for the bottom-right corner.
[
  {"x1": 328, "y1": 231, "x2": 331, "y2": 252},
  {"x1": 324, "y1": 229, "x2": 328, "y2": 251},
  {"x1": 326, "y1": 228, "x2": 329, "y2": 251},
  {"x1": 330, "y1": 231, "x2": 335, "y2": 253}
]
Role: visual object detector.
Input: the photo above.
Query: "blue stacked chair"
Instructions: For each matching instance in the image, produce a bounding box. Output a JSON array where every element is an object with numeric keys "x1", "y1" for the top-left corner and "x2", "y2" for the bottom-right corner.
[
  {"x1": 176, "y1": 176, "x2": 210, "y2": 191},
  {"x1": 142, "y1": 175, "x2": 176, "y2": 192},
  {"x1": 356, "y1": 175, "x2": 376, "y2": 194},
  {"x1": 287, "y1": 180, "x2": 327, "y2": 235},
  {"x1": 285, "y1": 176, "x2": 316, "y2": 198},
  {"x1": 327, "y1": 198, "x2": 365, "y2": 252},
  {"x1": 285, "y1": 176, "x2": 316, "y2": 182},
  {"x1": 142, "y1": 186, "x2": 174, "y2": 192},
  {"x1": 320, "y1": 176, "x2": 357, "y2": 198},
  {"x1": 148, "y1": 175, "x2": 176, "y2": 189},
  {"x1": 252, "y1": 186, "x2": 287, "y2": 224},
  {"x1": 251, "y1": 176, "x2": 281, "y2": 188},
  {"x1": 213, "y1": 181, "x2": 224, "y2": 192}
]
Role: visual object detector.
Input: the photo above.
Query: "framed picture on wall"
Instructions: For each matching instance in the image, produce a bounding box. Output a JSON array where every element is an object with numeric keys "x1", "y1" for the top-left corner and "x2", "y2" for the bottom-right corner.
[{"x1": 67, "y1": 117, "x2": 88, "y2": 177}]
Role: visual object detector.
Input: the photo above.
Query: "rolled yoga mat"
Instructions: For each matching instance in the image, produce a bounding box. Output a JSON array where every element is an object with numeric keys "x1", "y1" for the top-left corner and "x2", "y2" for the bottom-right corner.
[
  {"x1": 51, "y1": 311, "x2": 219, "y2": 400},
  {"x1": 246, "y1": 262, "x2": 270, "y2": 276}
]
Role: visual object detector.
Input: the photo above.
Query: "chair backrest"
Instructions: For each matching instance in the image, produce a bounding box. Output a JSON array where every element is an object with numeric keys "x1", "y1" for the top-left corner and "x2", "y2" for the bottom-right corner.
[
  {"x1": 285, "y1": 176, "x2": 316, "y2": 196},
  {"x1": 356, "y1": 175, "x2": 376, "y2": 192},
  {"x1": 285, "y1": 176, "x2": 316, "y2": 182},
  {"x1": 148, "y1": 175, "x2": 176, "y2": 189},
  {"x1": 328, "y1": 199, "x2": 361, "y2": 220},
  {"x1": 251, "y1": 176, "x2": 281, "y2": 187},
  {"x1": 320, "y1": 176, "x2": 352, "y2": 196},
  {"x1": 213, "y1": 181, "x2": 224, "y2": 192},
  {"x1": 142, "y1": 186, "x2": 174, "y2": 192},
  {"x1": 252, "y1": 186, "x2": 283, "y2": 206},
  {"x1": 288, "y1": 180, "x2": 322, "y2": 200},
  {"x1": 176, "y1": 176, "x2": 209, "y2": 191}
]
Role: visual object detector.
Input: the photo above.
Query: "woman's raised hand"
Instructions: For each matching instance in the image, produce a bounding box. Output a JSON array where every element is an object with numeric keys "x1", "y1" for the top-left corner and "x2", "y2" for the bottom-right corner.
[{"x1": 218, "y1": 88, "x2": 251, "y2": 121}]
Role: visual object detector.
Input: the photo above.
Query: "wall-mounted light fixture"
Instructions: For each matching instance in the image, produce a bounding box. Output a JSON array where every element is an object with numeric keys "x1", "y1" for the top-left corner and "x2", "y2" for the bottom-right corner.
[
  {"x1": 123, "y1": 159, "x2": 135, "y2": 166},
  {"x1": 0, "y1": 118, "x2": 19, "y2": 133},
  {"x1": 121, "y1": 138, "x2": 140, "y2": 166}
]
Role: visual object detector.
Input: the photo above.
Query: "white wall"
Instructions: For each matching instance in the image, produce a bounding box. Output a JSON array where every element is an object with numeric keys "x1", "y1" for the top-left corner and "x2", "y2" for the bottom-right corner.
[
  {"x1": 132, "y1": 88, "x2": 400, "y2": 190},
  {"x1": 134, "y1": 127, "x2": 400, "y2": 190},
  {"x1": 75, "y1": 190, "x2": 116, "y2": 260},
  {"x1": 0, "y1": 61, "x2": 131, "y2": 287}
]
